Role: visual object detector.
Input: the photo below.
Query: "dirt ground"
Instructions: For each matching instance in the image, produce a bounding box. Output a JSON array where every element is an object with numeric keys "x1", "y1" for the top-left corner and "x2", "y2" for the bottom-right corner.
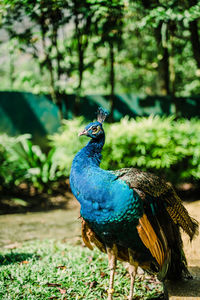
[
  {"x1": 0, "y1": 197, "x2": 200, "y2": 299},
  {"x1": 167, "y1": 200, "x2": 200, "y2": 300}
]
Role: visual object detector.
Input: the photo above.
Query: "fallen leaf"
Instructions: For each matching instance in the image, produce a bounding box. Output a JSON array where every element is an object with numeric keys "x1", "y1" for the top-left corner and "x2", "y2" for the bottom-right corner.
[
  {"x1": 61, "y1": 238, "x2": 67, "y2": 243},
  {"x1": 46, "y1": 283, "x2": 62, "y2": 287},
  {"x1": 89, "y1": 281, "x2": 98, "y2": 289},
  {"x1": 56, "y1": 265, "x2": 66, "y2": 270},
  {"x1": 58, "y1": 287, "x2": 66, "y2": 294},
  {"x1": 19, "y1": 260, "x2": 29, "y2": 264},
  {"x1": 100, "y1": 271, "x2": 106, "y2": 278},
  {"x1": 88, "y1": 256, "x2": 93, "y2": 263}
]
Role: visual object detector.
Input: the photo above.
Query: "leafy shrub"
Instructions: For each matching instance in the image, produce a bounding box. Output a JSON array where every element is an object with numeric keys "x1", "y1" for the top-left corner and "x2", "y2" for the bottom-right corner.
[
  {"x1": 0, "y1": 134, "x2": 61, "y2": 192},
  {"x1": 49, "y1": 116, "x2": 200, "y2": 183},
  {"x1": 49, "y1": 117, "x2": 88, "y2": 177},
  {"x1": 1, "y1": 116, "x2": 199, "y2": 193}
]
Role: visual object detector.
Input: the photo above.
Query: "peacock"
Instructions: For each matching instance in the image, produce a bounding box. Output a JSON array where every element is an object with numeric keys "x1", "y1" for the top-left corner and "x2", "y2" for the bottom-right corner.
[{"x1": 70, "y1": 108, "x2": 198, "y2": 300}]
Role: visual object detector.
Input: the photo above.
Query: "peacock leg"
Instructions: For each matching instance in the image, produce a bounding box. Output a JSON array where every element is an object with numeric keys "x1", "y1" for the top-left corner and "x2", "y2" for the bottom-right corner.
[
  {"x1": 128, "y1": 249, "x2": 138, "y2": 300},
  {"x1": 162, "y1": 282, "x2": 169, "y2": 300},
  {"x1": 107, "y1": 244, "x2": 118, "y2": 300}
]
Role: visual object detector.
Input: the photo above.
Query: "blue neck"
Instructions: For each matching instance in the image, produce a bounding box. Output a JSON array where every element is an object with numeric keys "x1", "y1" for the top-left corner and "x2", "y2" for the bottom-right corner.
[
  {"x1": 75, "y1": 134, "x2": 105, "y2": 167},
  {"x1": 70, "y1": 132, "x2": 144, "y2": 227}
]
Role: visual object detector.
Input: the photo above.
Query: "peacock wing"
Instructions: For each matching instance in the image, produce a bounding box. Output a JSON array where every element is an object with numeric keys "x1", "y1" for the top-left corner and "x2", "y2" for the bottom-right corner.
[
  {"x1": 113, "y1": 168, "x2": 171, "y2": 197},
  {"x1": 137, "y1": 213, "x2": 171, "y2": 279},
  {"x1": 113, "y1": 168, "x2": 198, "y2": 240},
  {"x1": 113, "y1": 169, "x2": 173, "y2": 278}
]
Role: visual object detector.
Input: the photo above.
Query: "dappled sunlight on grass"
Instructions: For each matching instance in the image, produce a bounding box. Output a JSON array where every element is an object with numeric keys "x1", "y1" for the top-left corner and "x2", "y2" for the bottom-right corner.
[{"x1": 0, "y1": 240, "x2": 163, "y2": 300}]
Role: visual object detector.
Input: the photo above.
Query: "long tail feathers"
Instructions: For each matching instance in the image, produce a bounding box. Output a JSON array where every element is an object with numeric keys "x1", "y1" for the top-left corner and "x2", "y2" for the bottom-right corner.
[{"x1": 164, "y1": 188, "x2": 199, "y2": 241}]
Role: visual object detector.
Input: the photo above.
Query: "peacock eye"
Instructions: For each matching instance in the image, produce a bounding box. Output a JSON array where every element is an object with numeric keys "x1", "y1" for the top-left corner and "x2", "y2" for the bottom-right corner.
[
  {"x1": 92, "y1": 126, "x2": 100, "y2": 134},
  {"x1": 92, "y1": 127, "x2": 98, "y2": 133}
]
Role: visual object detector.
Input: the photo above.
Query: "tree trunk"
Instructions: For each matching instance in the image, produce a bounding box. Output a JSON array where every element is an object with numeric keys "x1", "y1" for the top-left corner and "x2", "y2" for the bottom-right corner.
[
  {"x1": 74, "y1": 13, "x2": 82, "y2": 117},
  {"x1": 52, "y1": 24, "x2": 62, "y2": 81},
  {"x1": 169, "y1": 23, "x2": 178, "y2": 117},
  {"x1": 154, "y1": 22, "x2": 170, "y2": 95},
  {"x1": 109, "y1": 41, "x2": 115, "y2": 122},
  {"x1": 75, "y1": 36, "x2": 85, "y2": 117},
  {"x1": 51, "y1": 24, "x2": 63, "y2": 119},
  {"x1": 189, "y1": 20, "x2": 200, "y2": 69},
  {"x1": 9, "y1": 46, "x2": 15, "y2": 89},
  {"x1": 78, "y1": 42, "x2": 84, "y2": 91},
  {"x1": 40, "y1": 21, "x2": 56, "y2": 99},
  {"x1": 39, "y1": 15, "x2": 62, "y2": 119},
  {"x1": 140, "y1": 0, "x2": 170, "y2": 95},
  {"x1": 185, "y1": 0, "x2": 200, "y2": 68}
]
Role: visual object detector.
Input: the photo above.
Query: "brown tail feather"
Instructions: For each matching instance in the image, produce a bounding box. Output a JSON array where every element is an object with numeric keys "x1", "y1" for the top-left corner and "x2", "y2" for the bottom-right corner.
[{"x1": 164, "y1": 189, "x2": 199, "y2": 240}]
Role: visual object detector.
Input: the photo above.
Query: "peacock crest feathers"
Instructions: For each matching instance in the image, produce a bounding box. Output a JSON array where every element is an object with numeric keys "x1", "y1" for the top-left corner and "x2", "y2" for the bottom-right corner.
[{"x1": 96, "y1": 107, "x2": 109, "y2": 124}]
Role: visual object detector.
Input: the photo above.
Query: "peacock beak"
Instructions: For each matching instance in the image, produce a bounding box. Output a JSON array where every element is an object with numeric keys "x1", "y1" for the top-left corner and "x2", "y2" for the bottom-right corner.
[{"x1": 78, "y1": 129, "x2": 88, "y2": 137}]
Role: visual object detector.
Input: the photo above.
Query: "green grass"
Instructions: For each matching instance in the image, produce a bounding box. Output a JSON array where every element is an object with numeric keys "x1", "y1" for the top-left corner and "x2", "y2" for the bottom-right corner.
[{"x1": 0, "y1": 240, "x2": 163, "y2": 299}]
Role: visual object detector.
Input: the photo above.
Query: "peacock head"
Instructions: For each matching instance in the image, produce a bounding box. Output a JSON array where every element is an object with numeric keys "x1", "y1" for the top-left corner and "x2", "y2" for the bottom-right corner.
[{"x1": 78, "y1": 107, "x2": 108, "y2": 140}]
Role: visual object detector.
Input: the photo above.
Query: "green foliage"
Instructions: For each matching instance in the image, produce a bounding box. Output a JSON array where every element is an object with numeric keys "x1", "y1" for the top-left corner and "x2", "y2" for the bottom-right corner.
[
  {"x1": 49, "y1": 116, "x2": 200, "y2": 183},
  {"x1": 0, "y1": 134, "x2": 60, "y2": 192},
  {"x1": 103, "y1": 116, "x2": 200, "y2": 182},
  {"x1": 48, "y1": 117, "x2": 88, "y2": 176},
  {"x1": 1, "y1": 0, "x2": 200, "y2": 100},
  {"x1": 0, "y1": 240, "x2": 163, "y2": 299},
  {"x1": 1, "y1": 116, "x2": 199, "y2": 192}
]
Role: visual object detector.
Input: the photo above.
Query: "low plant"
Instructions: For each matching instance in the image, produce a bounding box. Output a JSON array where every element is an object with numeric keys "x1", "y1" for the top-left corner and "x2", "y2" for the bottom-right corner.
[
  {"x1": 0, "y1": 134, "x2": 61, "y2": 192},
  {"x1": 1, "y1": 116, "x2": 199, "y2": 194},
  {"x1": 49, "y1": 116, "x2": 200, "y2": 183}
]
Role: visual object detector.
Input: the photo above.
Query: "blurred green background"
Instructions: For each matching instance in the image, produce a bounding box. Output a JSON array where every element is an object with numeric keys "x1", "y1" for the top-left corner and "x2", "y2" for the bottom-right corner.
[{"x1": 0, "y1": 0, "x2": 200, "y2": 207}]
